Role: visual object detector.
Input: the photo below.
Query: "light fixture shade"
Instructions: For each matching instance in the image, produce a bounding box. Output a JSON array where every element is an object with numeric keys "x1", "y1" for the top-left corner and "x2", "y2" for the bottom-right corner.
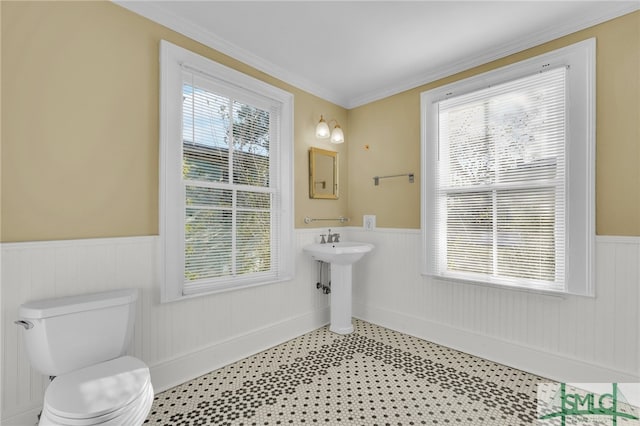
[
  {"x1": 315, "y1": 116, "x2": 330, "y2": 139},
  {"x1": 330, "y1": 125, "x2": 344, "y2": 144}
]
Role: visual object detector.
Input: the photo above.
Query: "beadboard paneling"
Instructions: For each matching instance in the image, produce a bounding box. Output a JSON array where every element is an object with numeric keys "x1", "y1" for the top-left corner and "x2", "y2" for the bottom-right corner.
[
  {"x1": 350, "y1": 228, "x2": 640, "y2": 382},
  {"x1": 1, "y1": 230, "x2": 329, "y2": 424},
  {"x1": 2, "y1": 230, "x2": 638, "y2": 424}
]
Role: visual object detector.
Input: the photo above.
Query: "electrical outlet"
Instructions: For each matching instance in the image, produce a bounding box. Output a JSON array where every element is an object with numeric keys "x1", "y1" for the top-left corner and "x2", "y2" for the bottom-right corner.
[{"x1": 363, "y1": 215, "x2": 376, "y2": 231}]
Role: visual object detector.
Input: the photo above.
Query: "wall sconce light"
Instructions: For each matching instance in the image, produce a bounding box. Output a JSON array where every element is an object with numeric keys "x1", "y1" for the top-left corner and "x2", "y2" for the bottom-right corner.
[{"x1": 316, "y1": 115, "x2": 344, "y2": 144}]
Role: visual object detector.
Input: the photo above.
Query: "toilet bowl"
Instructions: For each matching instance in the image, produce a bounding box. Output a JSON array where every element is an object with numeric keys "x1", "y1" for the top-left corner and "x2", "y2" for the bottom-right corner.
[
  {"x1": 16, "y1": 289, "x2": 153, "y2": 426},
  {"x1": 39, "y1": 357, "x2": 153, "y2": 426}
]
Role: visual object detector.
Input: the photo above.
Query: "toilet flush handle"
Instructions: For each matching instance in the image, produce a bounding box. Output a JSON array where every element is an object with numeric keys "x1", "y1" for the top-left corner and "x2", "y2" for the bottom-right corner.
[{"x1": 14, "y1": 320, "x2": 33, "y2": 330}]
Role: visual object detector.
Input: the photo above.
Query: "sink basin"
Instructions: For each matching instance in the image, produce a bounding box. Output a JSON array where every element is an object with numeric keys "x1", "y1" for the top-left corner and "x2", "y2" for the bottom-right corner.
[{"x1": 303, "y1": 241, "x2": 374, "y2": 265}]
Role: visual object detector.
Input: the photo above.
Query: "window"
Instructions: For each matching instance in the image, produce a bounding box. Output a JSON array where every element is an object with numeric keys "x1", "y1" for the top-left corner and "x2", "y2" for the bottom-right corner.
[
  {"x1": 421, "y1": 39, "x2": 594, "y2": 295},
  {"x1": 160, "y1": 41, "x2": 294, "y2": 302}
]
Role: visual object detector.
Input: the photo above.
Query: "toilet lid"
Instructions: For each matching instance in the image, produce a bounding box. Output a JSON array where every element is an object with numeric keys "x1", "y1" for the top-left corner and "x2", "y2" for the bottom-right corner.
[{"x1": 44, "y1": 356, "x2": 151, "y2": 420}]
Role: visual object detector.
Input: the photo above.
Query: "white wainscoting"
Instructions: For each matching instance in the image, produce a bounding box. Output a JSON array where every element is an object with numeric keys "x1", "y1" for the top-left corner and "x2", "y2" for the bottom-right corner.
[
  {"x1": 1, "y1": 230, "x2": 329, "y2": 425},
  {"x1": 349, "y1": 228, "x2": 640, "y2": 383},
  {"x1": 2, "y1": 229, "x2": 638, "y2": 424}
]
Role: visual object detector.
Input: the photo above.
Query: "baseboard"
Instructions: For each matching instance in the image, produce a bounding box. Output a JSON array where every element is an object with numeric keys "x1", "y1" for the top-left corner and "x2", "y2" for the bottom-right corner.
[
  {"x1": 353, "y1": 303, "x2": 639, "y2": 383},
  {"x1": 149, "y1": 308, "x2": 330, "y2": 394},
  {"x1": 1, "y1": 309, "x2": 329, "y2": 425},
  {"x1": 0, "y1": 309, "x2": 329, "y2": 425}
]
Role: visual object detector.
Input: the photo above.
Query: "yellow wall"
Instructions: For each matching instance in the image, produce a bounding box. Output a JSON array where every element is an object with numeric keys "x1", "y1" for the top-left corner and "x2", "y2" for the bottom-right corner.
[
  {"x1": 348, "y1": 11, "x2": 640, "y2": 236},
  {"x1": 2, "y1": 4, "x2": 638, "y2": 241},
  {"x1": 1, "y1": 1, "x2": 347, "y2": 242}
]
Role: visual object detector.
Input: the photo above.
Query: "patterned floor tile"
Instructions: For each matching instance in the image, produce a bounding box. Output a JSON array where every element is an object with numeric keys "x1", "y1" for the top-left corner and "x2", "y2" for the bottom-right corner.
[{"x1": 144, "y1": 320, "x2": 550, "y2": 425}]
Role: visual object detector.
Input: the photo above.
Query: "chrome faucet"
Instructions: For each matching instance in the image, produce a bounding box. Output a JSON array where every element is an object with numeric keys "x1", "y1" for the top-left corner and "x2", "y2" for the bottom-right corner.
[
  {"x1": 326, "y1": 229, "x2": 341, "y2": 243},
  {"x1": 320, "y1": 229, "x2": 340, "y2": 244}
]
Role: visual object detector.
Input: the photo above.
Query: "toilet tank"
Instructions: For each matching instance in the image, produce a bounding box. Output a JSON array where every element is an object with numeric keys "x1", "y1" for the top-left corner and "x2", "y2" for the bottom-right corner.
[{"x1": 17, "y1": 289, "x2": 138, "y2": 377}]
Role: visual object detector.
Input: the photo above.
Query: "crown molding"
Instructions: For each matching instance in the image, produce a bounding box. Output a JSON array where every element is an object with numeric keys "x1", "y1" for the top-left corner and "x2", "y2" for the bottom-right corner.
[
  {"x1": 114, "y1": 1, "x2": 638, "y2": 110},
  {"x1": 113, "y1": 1, "x2": 351, "y2": 107},
  {"x1": 346, "y1": 2, "x2": 639, "y2": 108}
]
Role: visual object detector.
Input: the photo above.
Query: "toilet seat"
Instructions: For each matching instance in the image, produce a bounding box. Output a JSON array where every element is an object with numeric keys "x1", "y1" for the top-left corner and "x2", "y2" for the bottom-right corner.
[
  {"x1": 40, "y1": 356, "x2": 153, "y2": 426},
  {"x1": 40, "y1": 385, "x2": 153, "y2": 426}
]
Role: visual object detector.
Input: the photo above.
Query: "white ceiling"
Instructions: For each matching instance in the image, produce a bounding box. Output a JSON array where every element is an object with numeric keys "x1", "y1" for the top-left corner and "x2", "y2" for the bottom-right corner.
[{"x1": 116, "y1": 1, "x2": 639, "y2": 109}]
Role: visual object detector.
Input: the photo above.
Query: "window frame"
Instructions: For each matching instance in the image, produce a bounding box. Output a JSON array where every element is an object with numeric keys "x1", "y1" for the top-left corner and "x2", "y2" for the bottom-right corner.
[
  {"x1": 421, "y1": 39, "x2": 595, "y2": 296},
  {"x1": 159, "y1": 40, "x2": 294, "y2": 303}
]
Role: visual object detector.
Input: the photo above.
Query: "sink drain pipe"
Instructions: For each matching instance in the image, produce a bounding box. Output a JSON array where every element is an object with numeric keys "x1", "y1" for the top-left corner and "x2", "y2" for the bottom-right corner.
[{"x1": 315, "y1": 260, "x2": 331, "y2": 294}]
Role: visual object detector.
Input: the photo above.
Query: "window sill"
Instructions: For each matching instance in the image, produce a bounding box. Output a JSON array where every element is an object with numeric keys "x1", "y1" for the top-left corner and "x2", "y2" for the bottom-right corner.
[
  {"x1": 422, "y1": 271, "x2": 574, "y2": 299},
  {"x1": 162, "y1": 275, "x2": 293, "y2": 303}
]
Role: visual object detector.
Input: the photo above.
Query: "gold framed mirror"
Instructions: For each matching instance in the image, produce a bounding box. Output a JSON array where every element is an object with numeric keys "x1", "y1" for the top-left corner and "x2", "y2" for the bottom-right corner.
[{"x1": 309, "y1": 147, "x2": 338, "y2": 199}]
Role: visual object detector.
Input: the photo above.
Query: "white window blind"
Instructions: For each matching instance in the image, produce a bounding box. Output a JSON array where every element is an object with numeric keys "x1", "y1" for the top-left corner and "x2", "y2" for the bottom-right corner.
[
  {"x1": 182, "y1": 71, "x2": 280, "y2": 293},
  {"x1": 421, "y1": 39, "x2": 595, "y2": 296},
  {"x1": 160, "y1": 41, "x2": 294, "y2": 302},
  {"x1": 435, "y1": 68, "x2": 566, "y2": 291}
]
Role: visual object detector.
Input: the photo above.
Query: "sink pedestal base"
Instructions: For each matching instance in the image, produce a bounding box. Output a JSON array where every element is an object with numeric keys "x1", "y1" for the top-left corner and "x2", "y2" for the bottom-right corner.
[{"x1": 329, "y1": 264, "x2": 354, "y2": 334}]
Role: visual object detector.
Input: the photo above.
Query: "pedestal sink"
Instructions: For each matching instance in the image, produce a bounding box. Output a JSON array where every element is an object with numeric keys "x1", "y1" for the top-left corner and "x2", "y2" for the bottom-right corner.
[{"x1": 303, "y1": 241, "x2": 374, "y2": 334}]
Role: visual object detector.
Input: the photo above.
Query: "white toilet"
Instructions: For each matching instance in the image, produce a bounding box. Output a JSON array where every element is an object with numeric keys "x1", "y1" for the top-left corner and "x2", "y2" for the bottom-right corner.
[{"x1": 15, "y1": 289, "x2": 153, "y2": 426}]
